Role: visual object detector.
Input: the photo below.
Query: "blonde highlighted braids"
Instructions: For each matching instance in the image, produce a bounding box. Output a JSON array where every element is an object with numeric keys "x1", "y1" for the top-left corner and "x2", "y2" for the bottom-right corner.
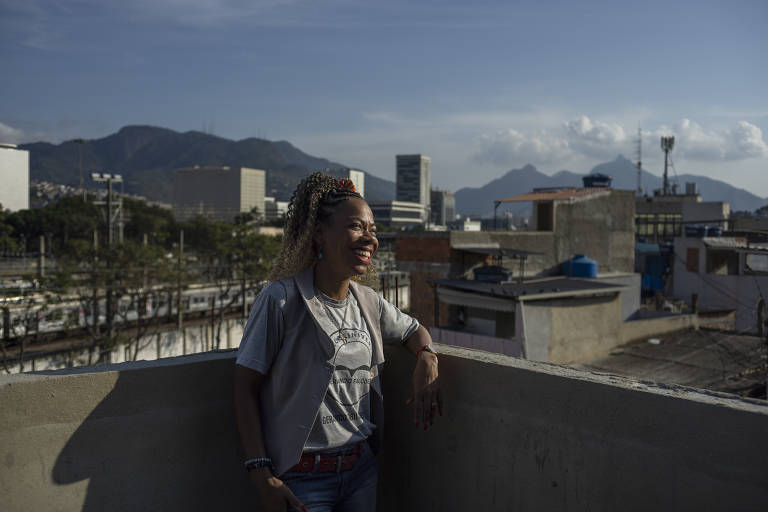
[{"x1": 268, "y1": 172, "x2": 378, "y2": 287}]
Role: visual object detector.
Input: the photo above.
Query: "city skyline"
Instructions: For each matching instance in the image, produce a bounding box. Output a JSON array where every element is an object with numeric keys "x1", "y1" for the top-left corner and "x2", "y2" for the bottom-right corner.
[{"x1": 1, "y1": 0, "x2": 766, "y2": 195}]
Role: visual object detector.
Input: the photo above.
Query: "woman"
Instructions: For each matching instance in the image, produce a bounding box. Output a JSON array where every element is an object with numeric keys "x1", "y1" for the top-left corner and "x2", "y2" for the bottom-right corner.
[{"x1": 234, "y1": 172, "x2": 441, "y2": 512}]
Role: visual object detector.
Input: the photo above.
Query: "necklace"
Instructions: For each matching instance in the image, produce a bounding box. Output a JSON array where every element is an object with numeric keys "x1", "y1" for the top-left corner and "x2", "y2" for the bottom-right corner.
[{"x1": 318, "y1": 291, "x2": 351, "y2": 343}]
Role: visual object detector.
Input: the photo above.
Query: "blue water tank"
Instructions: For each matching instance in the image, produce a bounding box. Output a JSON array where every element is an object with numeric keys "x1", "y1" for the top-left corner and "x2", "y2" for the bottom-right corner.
[
  {"x1": 563, "y1": 254, "x2": 598, "y2": 278},
  {"x1": 582, "y1": 173, "x2": 613, "y2": 188}
]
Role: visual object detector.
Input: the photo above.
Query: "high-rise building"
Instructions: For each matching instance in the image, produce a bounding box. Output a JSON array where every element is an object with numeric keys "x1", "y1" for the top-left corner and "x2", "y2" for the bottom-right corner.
[
  {"x1": 430, "y1": 189, "x2": 455, "y2": 226},
  {"x1": 369, "y1": 201, "x2": 425, "y2": 228},
  {"x1": 396, "y1": 154, "x2": 430, "y2": 221},
  {"x1": 172, "y1": 166, "x2": 265, "y2": 223},
  {"x1": 0, "y1": 143, "x2": 29, "y2": 212}
]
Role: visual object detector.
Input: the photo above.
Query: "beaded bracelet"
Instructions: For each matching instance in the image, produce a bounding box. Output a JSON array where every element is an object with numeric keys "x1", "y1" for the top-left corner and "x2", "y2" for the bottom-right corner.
[
  {"x1": 415, "y1": 343, "x2": 437, "y2": 358},
  {"x1": 244, "y1": 457, "x2": 274, "y2": 472}
]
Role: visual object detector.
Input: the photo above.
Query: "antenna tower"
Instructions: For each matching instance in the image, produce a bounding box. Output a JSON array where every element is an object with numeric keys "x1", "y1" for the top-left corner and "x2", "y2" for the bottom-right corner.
[
  {"x1": 660, "y1": 136, "x2": 675, "y2": 196},
  {"x1": 635, "y1": 127, "x2": 642, "y2": 195}
]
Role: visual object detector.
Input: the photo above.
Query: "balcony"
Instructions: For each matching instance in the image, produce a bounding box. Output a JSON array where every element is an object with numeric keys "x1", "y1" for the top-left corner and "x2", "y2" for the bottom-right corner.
[{"x1": 1, "y1": 345, "x2": 766, "y2": 511}]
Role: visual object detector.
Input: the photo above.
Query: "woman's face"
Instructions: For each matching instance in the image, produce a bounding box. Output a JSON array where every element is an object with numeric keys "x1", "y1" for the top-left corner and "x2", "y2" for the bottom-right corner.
[{"x1": 315, "y1": 197, "x2": 378, "y2": 278}]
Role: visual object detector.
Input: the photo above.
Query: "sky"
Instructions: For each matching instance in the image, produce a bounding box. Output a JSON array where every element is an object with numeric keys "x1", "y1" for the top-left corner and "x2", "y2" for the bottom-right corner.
[{"x1": 1, "y1": 0, "x2": 767, "y2": 195}]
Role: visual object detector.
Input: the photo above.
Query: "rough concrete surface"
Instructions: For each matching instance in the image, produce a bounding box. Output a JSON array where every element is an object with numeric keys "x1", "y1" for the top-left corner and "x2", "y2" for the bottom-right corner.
[{"x1": 1, "y1": 346, "x2": 767, "y2": 511}]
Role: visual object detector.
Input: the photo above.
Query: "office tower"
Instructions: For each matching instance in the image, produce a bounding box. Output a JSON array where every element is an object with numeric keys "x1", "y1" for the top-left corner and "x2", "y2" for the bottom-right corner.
[
  {"x1": 396, "y1": 154, "x2": 430, "y2": 221},
  {"x1": 172, "y1": 166, "x2": 265, "y2": 223},
  {"x1": 0, "y1": 144, "x2": 30, "y2": 212},
  {"x1": 430, "y1": 189, "x2": 455, "y2": 226}
]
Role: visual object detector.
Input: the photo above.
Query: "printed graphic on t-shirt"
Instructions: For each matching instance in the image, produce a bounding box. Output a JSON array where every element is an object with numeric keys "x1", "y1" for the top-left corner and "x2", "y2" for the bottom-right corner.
[{"x1": 328, "y1": 327, "x2": 372, "y2": 407}]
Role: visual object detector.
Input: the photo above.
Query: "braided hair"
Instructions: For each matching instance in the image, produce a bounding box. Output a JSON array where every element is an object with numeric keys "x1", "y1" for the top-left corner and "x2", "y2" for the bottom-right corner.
[{"x1": 268, "y1": 172, "x2": 377, "y2": 286}]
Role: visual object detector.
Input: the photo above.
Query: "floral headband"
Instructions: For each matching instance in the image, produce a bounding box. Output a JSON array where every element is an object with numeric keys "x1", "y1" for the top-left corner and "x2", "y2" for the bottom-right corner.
[{"x1": 337, "y1": 178, "x2": 356, "y2": 192}]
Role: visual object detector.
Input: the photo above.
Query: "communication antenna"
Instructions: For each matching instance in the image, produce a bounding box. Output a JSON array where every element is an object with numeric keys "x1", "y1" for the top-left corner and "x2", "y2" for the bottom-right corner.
[
  {"x1": 635, "y1": 127, "x2": 642, "y2": 195},
  {"x1": 661, "y1": 135, "x2": 675, "y2": 195}
]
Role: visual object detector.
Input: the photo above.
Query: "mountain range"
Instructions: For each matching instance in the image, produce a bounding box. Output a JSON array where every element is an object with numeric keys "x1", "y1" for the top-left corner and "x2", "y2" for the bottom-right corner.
[
  {"x1": 454, "y1": 155, "x2": 767, "y2": 217},
  {"x1": 19, "y1": 125, "x2": 394, "y2": 203},
  {"x1": 19, "y1": 125, "x2": 766, "y2": 216}
]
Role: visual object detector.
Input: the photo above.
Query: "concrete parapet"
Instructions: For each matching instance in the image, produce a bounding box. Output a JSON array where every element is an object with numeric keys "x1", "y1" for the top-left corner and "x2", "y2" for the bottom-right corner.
[
  {"x1": 1, "y1": 346, "x2": 766, "y2": 511},
  {"x1": 621, "y1": 313, "x2": 699, "y2": 344}
]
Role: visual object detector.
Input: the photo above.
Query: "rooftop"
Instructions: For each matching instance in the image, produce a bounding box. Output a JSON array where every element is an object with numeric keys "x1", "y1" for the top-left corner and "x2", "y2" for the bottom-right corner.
[
  {"x1": 578, "y1": 329, "x2": 767, "y2": 398},
  {"x1": 700, "y1": 236, "x2": 768, "y2": 251},
  {"x1": 431, "y1": 276, "x2": 625, "y2": 300},
  {"x1": 496, "y1": 187, "x2": 611, "y2": 203}
]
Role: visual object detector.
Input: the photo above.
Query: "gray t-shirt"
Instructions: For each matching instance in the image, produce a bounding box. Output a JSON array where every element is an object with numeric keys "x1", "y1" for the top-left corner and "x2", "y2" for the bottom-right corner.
[{"x1": 236, "y1": 281, "x2": 419, "y2": 452}]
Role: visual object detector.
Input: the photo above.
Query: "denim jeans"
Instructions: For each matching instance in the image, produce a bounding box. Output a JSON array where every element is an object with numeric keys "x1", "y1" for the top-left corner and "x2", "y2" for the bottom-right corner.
[{"x1": 282, "y1": 442, "x2": 377, "y2": 512}]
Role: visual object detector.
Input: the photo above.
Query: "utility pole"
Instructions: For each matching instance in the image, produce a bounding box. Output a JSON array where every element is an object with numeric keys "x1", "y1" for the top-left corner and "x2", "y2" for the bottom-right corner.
[
  {"x1": 91, "y1": 173, "x2": 123, "y2": 343},
  {"x1": 176, "y1": 229, "x2": 184, "y2": 329},
  {"x1": 91, "y1": 173, "x2": 123, "y2": 245},
  {"x1": 74, "y1": 138, "x2": 86, "y2": 201},
  {"x1": 635, "y1": 127, "x2": 642, "y2": 196}
]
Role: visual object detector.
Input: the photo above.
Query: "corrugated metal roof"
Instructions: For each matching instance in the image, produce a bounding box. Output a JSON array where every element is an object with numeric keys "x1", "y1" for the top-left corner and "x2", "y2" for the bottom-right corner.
[
  {"x1": 497, "y1": 187, "x2": 610, "y2": 203},
  {"x1": 702, "y1": 237, "x2": 748, "y2": 249}
]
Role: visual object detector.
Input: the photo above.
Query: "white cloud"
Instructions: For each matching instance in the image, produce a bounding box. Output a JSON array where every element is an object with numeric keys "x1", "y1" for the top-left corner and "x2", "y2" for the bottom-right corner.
[
  {"x1": 646, "y1": 119, "x2": 768, "y2": 161},
  {"x1": 471, "y1": 115, "x2": 768, "y2": 169},
  {"x1": 730, "y1": 121, "x2": 768, "y2": 159},
  {"x1": 0, "y1": 121, "x2": 25, "y2": 144},
  {"x1": 472, "y1": 129, "x2": 571, "y2": 167},
  {"x1": 564, "y1": 115, "x2": 626, "y2": 145}
]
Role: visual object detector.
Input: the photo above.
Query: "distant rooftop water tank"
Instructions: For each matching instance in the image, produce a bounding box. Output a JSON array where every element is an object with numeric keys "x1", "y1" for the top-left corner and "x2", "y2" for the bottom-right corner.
[
  {"x1": 582, "y1": 173, "x2": 612, "y2": 188},
  {"x1": 562, "y1": 255, "x2": 598, "y2": 278}
]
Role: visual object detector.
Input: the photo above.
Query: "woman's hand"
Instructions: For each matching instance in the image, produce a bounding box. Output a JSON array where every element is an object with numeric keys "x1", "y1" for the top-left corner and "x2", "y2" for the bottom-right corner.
[
  {"x1": 406, "y1": 350, "x2": 442, "y2": 429},
  {"x1": 251, "y1": 469, "x2": 306, "y2": 512}
]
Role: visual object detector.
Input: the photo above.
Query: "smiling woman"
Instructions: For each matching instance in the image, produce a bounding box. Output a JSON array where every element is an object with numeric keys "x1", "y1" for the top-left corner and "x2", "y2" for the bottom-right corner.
[{"x1": 233, "y1": 172, "x2": 441, "y2": 512}]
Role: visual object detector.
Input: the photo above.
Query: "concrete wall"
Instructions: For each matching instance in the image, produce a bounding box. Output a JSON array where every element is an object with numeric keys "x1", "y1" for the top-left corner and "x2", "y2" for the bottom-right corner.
[
  {"x1": 594, "y1": 273, "x2": 641, "y2": 321},
  {"x1": 537, "y1": 295, "x2": 623, "y2": 364},
  {"x1": 380, "y1": 346, "x2": 768, "y2": 512},
  {"x1": 672, "y1": 237, "x2": 767, "y2": 333},
  {"x1": 681, "y1": 201, "x2": 730, "y2": 228},
  {"x1": 430, "y1": 326, "x2": 522, "y2": 357},
  {"x1": 2, "y1": 347, "x2": 767, "y2": 511},
  {"x1": 733, "y1": 217, "x2": 768, "y2": 232},
  {"x1": 621, "y1": 314, "x2": 699, "y2": 344},
  {"x1": 554, "y1": 190, "x2": 636, "y2": 274}
]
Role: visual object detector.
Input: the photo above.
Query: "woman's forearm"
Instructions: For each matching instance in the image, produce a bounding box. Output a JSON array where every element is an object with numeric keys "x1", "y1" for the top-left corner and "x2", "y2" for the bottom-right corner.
[{"x1": 233, "y1": 365, "x2": 271, "y2": 471}]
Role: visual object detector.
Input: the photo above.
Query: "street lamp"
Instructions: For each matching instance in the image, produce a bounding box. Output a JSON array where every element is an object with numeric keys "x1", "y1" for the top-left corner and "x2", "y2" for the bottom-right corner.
[{"x1": 91, "y1": 172, "x2": 124, "y2": 245}]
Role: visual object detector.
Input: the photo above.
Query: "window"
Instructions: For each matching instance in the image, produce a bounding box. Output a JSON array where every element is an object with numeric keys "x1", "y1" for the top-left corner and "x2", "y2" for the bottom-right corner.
[
  {"x1": 536, "y1": 202, "x2": 553, "y2": 231},
  {"x1": 686, "y1": 248, "x2": 699, "y2": 273},
  {"x1": 707, "y1": 250, "x2": 739, "y2": 275},
  {"x1": 745, "y1": 253, "x2": 768, "y2": 275}
]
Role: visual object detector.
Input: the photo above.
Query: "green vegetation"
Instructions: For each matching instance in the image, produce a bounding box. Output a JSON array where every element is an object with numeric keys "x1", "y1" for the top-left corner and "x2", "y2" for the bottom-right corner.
[{"x1": 1, "y1": 197, "x2": 280, "y2": 369}]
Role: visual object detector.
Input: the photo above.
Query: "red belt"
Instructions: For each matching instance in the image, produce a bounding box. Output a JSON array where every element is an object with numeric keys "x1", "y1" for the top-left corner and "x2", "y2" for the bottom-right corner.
[{"x1": 289, "y1": 443, "x2": 363, "y2": 473}]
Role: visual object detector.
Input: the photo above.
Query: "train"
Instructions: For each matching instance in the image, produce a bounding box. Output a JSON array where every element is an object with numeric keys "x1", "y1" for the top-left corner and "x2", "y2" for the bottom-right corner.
[{"x1": 0, "y1": 282, "x2": 263, "y2": 341}]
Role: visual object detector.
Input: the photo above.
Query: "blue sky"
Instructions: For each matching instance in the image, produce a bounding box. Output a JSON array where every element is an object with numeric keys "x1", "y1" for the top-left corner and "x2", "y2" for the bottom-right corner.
[{"x1": 1, "y1": 0, "x2": 766, "y2": 195}]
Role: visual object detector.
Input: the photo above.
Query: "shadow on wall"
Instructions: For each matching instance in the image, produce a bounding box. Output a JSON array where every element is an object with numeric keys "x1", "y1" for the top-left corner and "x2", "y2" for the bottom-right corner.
[{"x1": 50, "y1": 356, "x2": 257, "y2": 511}]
